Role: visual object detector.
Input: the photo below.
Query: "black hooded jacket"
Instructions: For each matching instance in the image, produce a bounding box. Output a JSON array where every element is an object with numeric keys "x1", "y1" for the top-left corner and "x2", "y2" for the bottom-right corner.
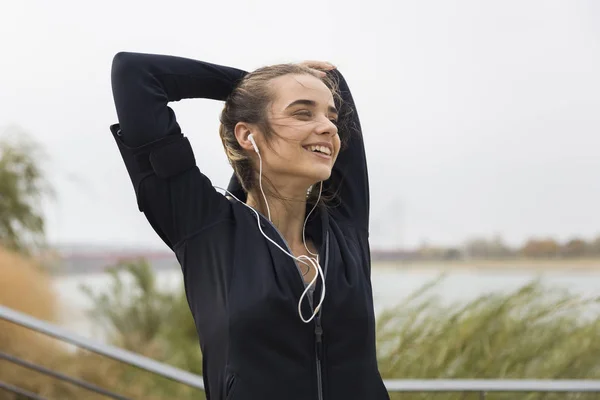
[{"x1": 109, "y1": 52, "x2": 389, "y2": 400}]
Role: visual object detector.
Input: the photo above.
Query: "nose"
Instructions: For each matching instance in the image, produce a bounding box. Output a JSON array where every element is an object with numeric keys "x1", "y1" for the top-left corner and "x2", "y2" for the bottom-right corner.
[{"x1": 315, "y1": 116, "x2": 338, "y2": 136}]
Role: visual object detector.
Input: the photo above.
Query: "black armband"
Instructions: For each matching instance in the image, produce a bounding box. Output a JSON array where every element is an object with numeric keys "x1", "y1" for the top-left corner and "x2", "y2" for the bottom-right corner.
[{"x1": 110, "y1": 124, "x2": 196, "y2": 210}]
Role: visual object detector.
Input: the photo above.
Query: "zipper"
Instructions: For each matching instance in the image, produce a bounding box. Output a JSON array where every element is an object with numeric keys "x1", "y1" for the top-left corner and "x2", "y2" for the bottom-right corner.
[
  {"x1": 256, "y1": 211, "x2": 330, "y2": 400},
  {"x1": 315, "y1": 318, "x2": 324, "y2": 400},
  {"x1": 315, "y1": 231, "x2": 329, "y2": 400}
]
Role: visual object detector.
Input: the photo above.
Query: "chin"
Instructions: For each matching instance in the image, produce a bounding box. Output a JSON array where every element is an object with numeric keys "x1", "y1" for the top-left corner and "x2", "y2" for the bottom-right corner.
[{"x1": 307, "y1": 167, "x2": 332, "y2": 184}]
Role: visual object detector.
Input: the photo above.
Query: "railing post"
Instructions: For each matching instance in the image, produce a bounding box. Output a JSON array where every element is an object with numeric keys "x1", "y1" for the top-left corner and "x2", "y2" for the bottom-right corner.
[{"x1": 480, "y1": 391, "x2": 486, "y2": 399}]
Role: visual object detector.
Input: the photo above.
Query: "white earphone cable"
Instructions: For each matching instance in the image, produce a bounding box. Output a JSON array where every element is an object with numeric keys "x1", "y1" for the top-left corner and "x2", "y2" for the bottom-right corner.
[
  {"x1": 257, "y1": 150, "x2": 272, "y2": 221},
  {"x1": 213, "y1": 135, "x2": 326, "y2": 323},
  {"x1": 214, "y1": 185, "x2": 325, "y2": 323}
]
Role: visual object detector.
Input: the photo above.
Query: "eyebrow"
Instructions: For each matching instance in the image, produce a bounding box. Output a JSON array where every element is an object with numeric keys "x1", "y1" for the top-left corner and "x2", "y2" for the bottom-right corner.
[{"x1": 285, "y1": 99, "x2": 338, "y2": 115}]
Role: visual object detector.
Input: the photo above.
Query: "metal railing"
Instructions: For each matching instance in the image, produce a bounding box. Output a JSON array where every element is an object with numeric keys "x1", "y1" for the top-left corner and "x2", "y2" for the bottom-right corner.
[
  {"x1": 0, "y1": 305, "x2": 203, "y2": 390},
  {"x1": 386, "y1": 380, "x2": 600, "y2": 398},
  {"x1": 0, "y1": 350, "x2": 130, "y2": 399},
  {"x1": 1, "y1": 304, "x2": 600, "y2": 399}
]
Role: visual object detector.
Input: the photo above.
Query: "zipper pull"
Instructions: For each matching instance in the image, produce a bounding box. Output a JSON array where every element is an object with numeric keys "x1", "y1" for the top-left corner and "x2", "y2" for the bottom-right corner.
[{"x1": 315, "y1": 324, "x2": 323, "y2": 360}]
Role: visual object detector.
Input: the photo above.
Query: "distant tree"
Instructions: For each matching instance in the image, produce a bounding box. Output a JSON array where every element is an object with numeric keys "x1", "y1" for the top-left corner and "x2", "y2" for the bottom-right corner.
[
  {"x1": 443, "y1": 248, "x2": 462, "y2": 261},
  {"x1": 416, "y1": 241, "x2": 446, "y2": 260},
  {"x1": 0, "y1": 126, "x2": 53, "y2": 253},
  {"x1": 521, "y1": 238, "x2": 560, "y2": 258},
  {"x1": 463, "y1": 238, "x2": 489, "y2": 258},
  {"x1": 590, "y1": 235, "x2": 600, "y2": 256},
  {"x1": 561, "y1": 238, "x2": 588, "y2": 258},
  {"x1": 463, "y1": 234, "x2": 512, "y2": 259}
]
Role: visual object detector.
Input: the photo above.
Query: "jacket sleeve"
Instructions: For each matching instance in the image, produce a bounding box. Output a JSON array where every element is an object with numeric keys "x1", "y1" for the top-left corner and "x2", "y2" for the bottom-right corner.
[
  {"x1": 110, "y1": 52, "x2": 247, "y2": 249},
  {"x1": 325, "y1": 70, "x2": 370, "y2": 231}
]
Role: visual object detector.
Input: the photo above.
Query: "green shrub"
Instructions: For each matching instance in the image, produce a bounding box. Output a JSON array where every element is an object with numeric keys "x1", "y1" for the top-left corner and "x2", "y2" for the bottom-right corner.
[
  {"x1": 83, "y1": 261, "x2": 600, "y2": 400},
  {"x1": 80, "y1": 259, "x2": 203, "y2": 400},
  {"x1": 377, "y1": 276, "x2": 600, "y2": 399}
]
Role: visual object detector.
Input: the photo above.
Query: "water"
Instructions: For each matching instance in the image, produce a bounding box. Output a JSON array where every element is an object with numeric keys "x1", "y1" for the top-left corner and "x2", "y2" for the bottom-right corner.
[
  {"x1": 52, "y1": 263, "x2": 600, "y2": 342},
  {"x1": 371, "y1": 265, "x2": 600, "y2": 312}
]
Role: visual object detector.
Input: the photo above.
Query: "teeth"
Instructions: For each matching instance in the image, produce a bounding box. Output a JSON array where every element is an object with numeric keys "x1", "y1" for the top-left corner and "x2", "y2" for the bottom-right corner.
[{"x1": 308, "y1": 145, "x2": 331, "y2": 155}]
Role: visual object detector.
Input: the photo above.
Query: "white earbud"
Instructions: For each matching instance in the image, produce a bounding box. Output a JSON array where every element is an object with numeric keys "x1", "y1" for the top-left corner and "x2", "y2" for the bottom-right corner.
[{"x1": 248, "y1": 134, "x2": 259, "y2": 154}]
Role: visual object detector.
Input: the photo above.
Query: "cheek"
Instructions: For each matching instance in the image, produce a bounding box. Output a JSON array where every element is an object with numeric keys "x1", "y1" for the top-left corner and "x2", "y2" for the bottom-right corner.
[
  {"x1": 266, "y1": 137, "x2": 302, "y2": 162},
  {"x1": 333, "y1": 136, "x2": 342, "y2": 157},
  {"x1": 270, "y1": 127, "x2": 305, "y2": 151},
  {"x1": 273, "y1": 122, "x2": 308, "y2": 139}
]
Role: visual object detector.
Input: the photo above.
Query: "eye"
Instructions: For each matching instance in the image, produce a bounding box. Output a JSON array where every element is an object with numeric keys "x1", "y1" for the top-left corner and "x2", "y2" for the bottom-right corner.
[{"x1": 294, "y1": 110, "x2": 313, "y2": 119}]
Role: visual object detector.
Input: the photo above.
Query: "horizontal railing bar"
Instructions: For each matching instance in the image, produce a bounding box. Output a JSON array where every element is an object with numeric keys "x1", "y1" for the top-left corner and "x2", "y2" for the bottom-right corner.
[
  {"x1": 0, "y1": 351, "x2": 131, "y2": 400},
  {"x1": 3, "y1": 305, "x2": 600, "y2": 394},
  {"x1": 384, "y1": 379, "x2": 600, "y2": 392},
  {"x1": 0, "y1": 380, "x2": 48, "y2": 400},
  {"x1": 0, "y1": 305, "x2": 204, "y2": 390}
]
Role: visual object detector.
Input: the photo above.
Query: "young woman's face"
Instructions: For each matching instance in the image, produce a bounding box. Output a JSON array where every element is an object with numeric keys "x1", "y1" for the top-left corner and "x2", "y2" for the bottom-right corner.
[{"x1": 258, "y1": 74, "x2": 340, "y2": 187}]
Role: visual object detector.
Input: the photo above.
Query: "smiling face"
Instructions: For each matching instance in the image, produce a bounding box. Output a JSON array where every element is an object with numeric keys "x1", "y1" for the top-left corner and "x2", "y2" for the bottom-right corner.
[{"x1": 257, "y1": 73, "x2": 340, "y2": 188}]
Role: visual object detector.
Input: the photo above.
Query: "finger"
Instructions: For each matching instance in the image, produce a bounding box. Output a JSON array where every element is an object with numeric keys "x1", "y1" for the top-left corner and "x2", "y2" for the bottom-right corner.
[
  {"x1": 313, "y1": 62, "x2": 335, "y2": 70},
  {"x1": 300, "y1": 60, "x2": 336, "y2": 70},
  {"x1": 310, "y1": 69, "x2": 327, "y2": 77}
]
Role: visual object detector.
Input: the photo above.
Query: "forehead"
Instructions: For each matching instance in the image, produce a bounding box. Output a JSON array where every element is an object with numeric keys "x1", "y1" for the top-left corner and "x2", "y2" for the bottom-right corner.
[{"x1": 269, "y1": 74, "x2": 334, "y2": 108}]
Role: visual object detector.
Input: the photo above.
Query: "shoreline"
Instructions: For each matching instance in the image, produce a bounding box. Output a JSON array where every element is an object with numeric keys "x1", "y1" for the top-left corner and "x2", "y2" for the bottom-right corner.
[
  {"x1": 48, "y1": 258, "x2": 600, "y2": 277},
  {"x1": 373, "y1": 257, "x2": 600, "y2": 271}
]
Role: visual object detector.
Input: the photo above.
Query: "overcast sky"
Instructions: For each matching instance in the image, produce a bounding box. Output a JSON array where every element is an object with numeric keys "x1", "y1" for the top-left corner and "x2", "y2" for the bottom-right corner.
[{"x1": 1, "y1": 0, "x2": 599, "y2": 250}]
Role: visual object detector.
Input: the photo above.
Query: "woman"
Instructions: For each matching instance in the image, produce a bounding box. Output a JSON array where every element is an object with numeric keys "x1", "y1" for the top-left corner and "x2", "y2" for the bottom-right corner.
[{"x1": 109, "y1": 52, "x2": 389, "y2": 400}]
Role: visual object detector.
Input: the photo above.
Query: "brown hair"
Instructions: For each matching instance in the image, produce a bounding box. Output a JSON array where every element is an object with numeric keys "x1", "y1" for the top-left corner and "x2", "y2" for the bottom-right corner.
[{"x1": 219, "y1": 64, "x2": 344, "y2": 204}]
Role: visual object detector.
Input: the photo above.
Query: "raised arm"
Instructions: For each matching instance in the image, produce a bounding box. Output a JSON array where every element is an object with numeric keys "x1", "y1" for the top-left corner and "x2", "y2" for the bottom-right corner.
[
  {"x1": 325, "y1": 70, "x2": 370, "y2": 231},
  {"x1": 109, "y1": 52, "x2": 247, "y2": 249},
  {"x1": 111, "y1": 52, "x2": 247, "y2": 147}
]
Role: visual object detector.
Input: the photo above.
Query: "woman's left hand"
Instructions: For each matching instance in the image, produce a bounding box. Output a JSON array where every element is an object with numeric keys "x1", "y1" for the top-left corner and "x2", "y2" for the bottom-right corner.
[{"x1": 297, "y1": 60, "x2": 336, "y2": 77}]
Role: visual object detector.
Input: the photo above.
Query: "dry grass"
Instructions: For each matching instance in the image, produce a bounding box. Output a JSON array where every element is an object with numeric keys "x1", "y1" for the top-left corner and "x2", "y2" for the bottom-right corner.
[
  {"x1": 377, "y1": 277, "x2": 600, "y2": 400},
  {"x1": 0, "y1": 247, "x2": 180, "y2": 400},
  {"x1": 0, "y1": 246, "x2": 58, "y2": 348},
  {"x1": 0, "y1": 246, "x2": 68, "y2": 399}
]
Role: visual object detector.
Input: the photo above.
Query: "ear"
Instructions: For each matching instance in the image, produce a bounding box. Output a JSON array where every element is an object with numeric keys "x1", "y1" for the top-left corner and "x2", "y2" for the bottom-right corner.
[{"x1": 234, "y1": 122, "x2": 257, "y2": 152}]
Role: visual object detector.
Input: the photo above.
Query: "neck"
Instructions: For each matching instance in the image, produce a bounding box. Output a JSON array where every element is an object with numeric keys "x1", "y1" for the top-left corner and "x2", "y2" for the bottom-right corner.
[{"x1": 247, "y1": 182, "x2": 314, "y2": 247}]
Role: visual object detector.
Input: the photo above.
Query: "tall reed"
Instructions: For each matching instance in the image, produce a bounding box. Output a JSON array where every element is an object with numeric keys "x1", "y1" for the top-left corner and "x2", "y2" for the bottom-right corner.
[{"x1": 377, "y1": 276, "x2": 600, "y2": 399}]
